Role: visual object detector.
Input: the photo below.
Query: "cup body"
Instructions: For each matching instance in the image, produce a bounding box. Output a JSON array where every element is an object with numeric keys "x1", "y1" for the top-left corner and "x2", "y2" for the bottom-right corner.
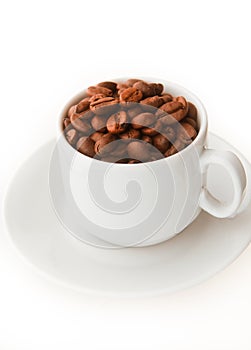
[{"x1": 55, "y1": 79, "x2": 208, "y2": 247}]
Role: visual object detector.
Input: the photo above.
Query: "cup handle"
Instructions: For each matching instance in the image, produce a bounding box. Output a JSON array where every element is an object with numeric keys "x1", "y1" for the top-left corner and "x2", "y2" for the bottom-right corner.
[{"x1": 199, "y1": 148, "x2": 247, "y2": 218}]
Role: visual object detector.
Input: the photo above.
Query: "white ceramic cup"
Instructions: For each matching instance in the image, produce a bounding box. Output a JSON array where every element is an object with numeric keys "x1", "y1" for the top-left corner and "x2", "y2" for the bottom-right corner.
[{"x1": 51, "y1": 78, "x2": 250, "y2": 247}]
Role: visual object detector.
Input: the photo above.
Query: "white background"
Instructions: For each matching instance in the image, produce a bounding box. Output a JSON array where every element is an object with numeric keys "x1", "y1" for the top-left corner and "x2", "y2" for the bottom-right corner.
[{"x1": 1, "y1": 0, "x2": 251, "y2": 349}]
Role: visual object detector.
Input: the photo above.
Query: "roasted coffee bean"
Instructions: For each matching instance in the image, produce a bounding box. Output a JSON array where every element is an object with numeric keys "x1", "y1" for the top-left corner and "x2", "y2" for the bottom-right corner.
[
  {"x1": 164, "y1": 140, "x2": 185, "y2": 157},
  {"x1": 140, "y1": 96, "x2": 164, "y2": 108},
  {"x1": 162, "y1": 126, "x2": 176, "y2": 142},
  {"x1": 152, "y1": 134, "x2": 170, "y2": 153},
  {"x1": 187, "y1": 102, "x2": 197, "y2": 120},
  {"x1": 94, "y1": 133, "x2": 117, "y2": 155},
  {"x1": 160, "y1": 94, "x2": 173, "y2": 103},
  {"x1": 152, "y1": 83, "x2": 164, "y2": 95},
  {"x1": 87, "y1": 86, "x2": 113, "y2": 97},
  {"x1": 160, "y1": 100, "x2": 183, "y2": 114},
  {"x1": 76, "y1": 137, "x2": 95, "y2": 157},
  {"x1": 183, "y1": 117, "x2": 197, "y2": 130},
  {"x1": 119, "y1": 128, "x2": 141, "y2": 139},
  {"x1": 133, "y1": 81, "x2": 164, "y2": 97},
  {"x1": 91, "y1": 115, "x2": 107, "y2": 132},
  {"x1": 159, "y1": 98, "x2": 188, "y2": 124},
  {"x1": 117, "y1": 83, "x2": 128, "y2": 93},
  {"x1": 127, "y1": 141, "x2": 151, "y2": 162},
  {"x1": 107, "y1": 111, "x2": 128, "y2": 134},
  {"x1": 154, "y1": 118, "x2": 175, "y2": 140},
  {"x1": 141, "y1": 126, "x2": 158, "y2": 136},
  {"x1": 76, "y1": 97, "x2": 90, "y2": 113},
  {"x1": 89, "y1": 93, "x2": 106, "y2": 103},
  {"x1": 111, "y1": 141, "x2": 128, "y2": 158},
  {"x1": 70, "y1": 112, "x2": 92, "y2": 134},
  {"x1": 63, "y1": 118, "x2": 71, "y2": 129},
  {"x1": 178, "y1": 122, "x2": 197, "y2": 144},
  {"x1": 90, "y1": 131, "x2": 104, "y2": 142},
  {"x1": 97, "y1": 81, "x2": 117, "y2": 93},
  {"x1": 65, "y1": 129, "x2": 78, "y2": 145},
  {"x1": 126, "y1": 105, "x2": 143, "y2": 119},
  {"x1": 68, "y1": 105, "x2": 77, "y2": 118},
  {"x1": 174, "y1": 96, "x2": 189, "y2": 116},
  {"x1": 141, "y1": 135, "x2": 152, "y2": 144},
  {"x1": 131, "y1": 112, "x2": 155, "y2": 129},
  {"x1": 126, "y1": 79, "x2": 142, "y2": 86},
  {"x1": 90, "y1": 96, "x2": 118, "y2": 115},
  {"x1": 133, "y1": 81, "x2": 153, "y2": 98},
  {"x1": 120, "y1": 87, "x2": 143, "y2": 103},
  {"x1": 153, "y1": 119, "x2": 164, "y2": 132}
]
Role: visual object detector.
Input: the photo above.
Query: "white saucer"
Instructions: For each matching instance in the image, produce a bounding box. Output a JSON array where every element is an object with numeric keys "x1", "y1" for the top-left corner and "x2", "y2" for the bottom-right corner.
[{"x1": 3, "y1": 133, "x2": 251, "y2": 296}]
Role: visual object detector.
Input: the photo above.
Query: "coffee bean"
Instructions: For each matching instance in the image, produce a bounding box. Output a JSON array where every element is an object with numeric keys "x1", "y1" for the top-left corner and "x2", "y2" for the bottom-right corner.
[
  {"x1": 175, "y1": 96, "x2": 188, "y2": 116},
  {"x1": 76, "y1": 97, "x2": 90, "y2": 113},
  {"x1": 91, "y1": 115, "x2": 107, "y2": 132},
  {"x1": 126, "y1": 79, "x2": 143, "y2": 86},
  {"x1": 160, "y1": 94, "x2": 173, "y2": 104},
  {"x1": 107, "y1": 111, "x2": 128, "y2": 134},
  {"x1": 162, "y1": 126, "x2": 176, "y2": 142},
  {"x1": 151, "y1": 83, "x2": 164, "y2": 95},
  {"x1": 90, "y1": 131, "x2": 104, "y2": 142},
  {"x1": 164, "y1": 140, "x2": 185, "y2": 157},
  {"x1": 178, "y1": 122, "x2": 197, "y2": 144},
  {"x1": 133, "y1": 81, "x2": 164, "y2": 98},
  {"x1": 141, "y1": 126, "x2": 158, "y2": 136},
  {"x1": 65, "y1": 129, "x2": 78, "y2": 145},
  {"x1": 89, "y1": 93, "x2": 106, "y2": 102},
  {"x1": 141, "y1": 135, "x2": 152, "y2": 144},
  {"x1": 152, "y1": 134, "x2": 170, "y2": 153},
  {"x1": 126, "y1": 105, "x2": 144, "y2": 119},
  {"x1": 131, "y1": 112, "x2": 155, "y2": 129},
  {"x1": 127, "y1": 141, "x2": 151, "y2": 162},
  {"x1": 87, "y1": 86, "x2": 113, "y2": 97},
  {"x1": 94, "y1": 133, "x2": 117, "y2": 155},
  {"x1": 131, "y1": 112, "x2": 156, "y2": 129},
  {"x1": 140, "y1": 96, "x2": 164, "y2": 108},
  {"x1": 160, "y1": 100, "x2": 183, "y2": 114},
  {"x1": 183, "y1": 117, "x2": 197, "y2": 130},
  {"x1": 159, "y1": 100, "x2": 187, "y2": 124},
  {"x1": 153, "y1": 119, "x2": 176, "y2": 141},
  {"x1": 117, "y1": 83, "x2": 128, "y2": 93},
  {"x1": 153, "y1": 119, "x2": 164, "y2": 132},
  {"x1": 187, "y1": 102, "x2": 197, "y2": 120},
  {"x1": 63, "y1": 118, "x2": 71, "y2": 129},
  {"x1": 68, "y1": 105, "x2": 77, "y2": 118},
  {"x1": 119, "y1": 128, "x2": 141, "y2": 139},
  {"x1": 90, "y1": 95, "x2": 118, "y2": 115},
  {"x1": 97, "y1": 81, "x2": 117, "y2": 93},
  {"x1": 110, "y1": 141, "x2": 128, "y2": 158},
  {"x1": 70, "y1": 112, "x2": 92, "y2": 134},
  {"x1": 77, "y1": 137, "x2": 95, "y2": 157},
  {"x1": 120, "y1": 87, "x2": 143, "y2": 103},
  {"x1": 133, "y1": 81, "x2": 153, "y2": 98}
]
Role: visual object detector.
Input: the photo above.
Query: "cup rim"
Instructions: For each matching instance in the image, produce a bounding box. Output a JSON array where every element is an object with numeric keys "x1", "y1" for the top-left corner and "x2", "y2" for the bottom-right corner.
[{"x1": 58, "y1": 78, "x2": 208, "y2": 166}]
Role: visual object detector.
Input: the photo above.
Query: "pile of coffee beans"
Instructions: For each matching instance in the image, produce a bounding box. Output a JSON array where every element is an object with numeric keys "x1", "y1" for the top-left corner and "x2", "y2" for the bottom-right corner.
[{"x1": 63, "y1": 79, "x2": 199, "y2": 163}]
